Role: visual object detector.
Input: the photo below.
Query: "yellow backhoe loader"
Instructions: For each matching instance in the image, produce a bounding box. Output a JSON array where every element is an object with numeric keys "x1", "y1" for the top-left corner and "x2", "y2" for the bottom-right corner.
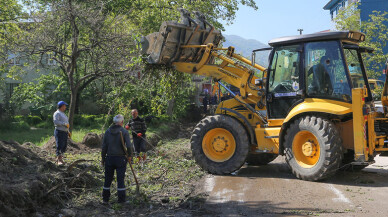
[{"x1": 142, "y1": 9, "x2": 388, "y2": 181}]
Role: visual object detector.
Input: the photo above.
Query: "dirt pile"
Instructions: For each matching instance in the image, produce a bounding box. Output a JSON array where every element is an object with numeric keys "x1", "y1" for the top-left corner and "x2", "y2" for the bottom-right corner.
[
  {"x1": 42, "y1": 136, "x2": 100, "y2": 155},
  {"x1": 82, "y1": 133, "x2": 103, "y2": 148},
  {"x1": 0, "y1": 140, "x2": 100, "y2": 217}
]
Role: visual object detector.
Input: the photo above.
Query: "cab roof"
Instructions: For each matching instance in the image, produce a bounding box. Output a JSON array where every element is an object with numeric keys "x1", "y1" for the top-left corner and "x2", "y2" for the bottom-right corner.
[{"x1": 268, "y1": 31, "x2": 365, "y2": 47}]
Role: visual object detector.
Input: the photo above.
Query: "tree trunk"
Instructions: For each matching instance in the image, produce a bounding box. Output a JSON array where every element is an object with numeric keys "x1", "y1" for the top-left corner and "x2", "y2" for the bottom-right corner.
[
  {"x1": 167, "y1": 98, "x2": 175, "y2": 117},
  {"x1": 68, "y1": 88, "x2": 78, "y2": 132},
  {"x1": 75, "y1": 91, "x2": 81, "y2": 114}
]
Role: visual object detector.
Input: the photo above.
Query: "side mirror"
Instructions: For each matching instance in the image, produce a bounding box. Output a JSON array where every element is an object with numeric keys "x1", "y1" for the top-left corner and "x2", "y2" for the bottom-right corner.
[{"x1": 251, "y1": 52, "x2": 256, "y2": 66}]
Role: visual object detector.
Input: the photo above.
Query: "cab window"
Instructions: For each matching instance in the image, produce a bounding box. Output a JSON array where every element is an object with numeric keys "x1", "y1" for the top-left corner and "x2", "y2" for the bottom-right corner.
[
  {"x1": 305, "y1": 41, "x2": 351, "y2": 102},
  {"x1": 268, "y1": 45, "x2": 300, "y2": 94},
  {"x1": 344, "y1": 48, "x2": 366, "y2": 89}
]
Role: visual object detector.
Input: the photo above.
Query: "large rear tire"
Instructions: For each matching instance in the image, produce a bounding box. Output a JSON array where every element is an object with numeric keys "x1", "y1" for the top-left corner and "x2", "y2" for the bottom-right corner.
[
  {"x1": 284, "y1": 116, "x2": 343, "y2": 181},
  {"x1": 246, "y1": 153, "x2": 278, "y2": 166},
  {"x1": 191, "y1": 115, "x2": 249, "y2": 174}
]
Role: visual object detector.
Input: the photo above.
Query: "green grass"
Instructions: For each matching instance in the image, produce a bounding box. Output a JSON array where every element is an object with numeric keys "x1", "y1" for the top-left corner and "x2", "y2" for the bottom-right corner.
[
  {"x1": 0, "y1": 128, "x2": 53, "y2": 146},
  {"x1": 0, "y1": 119, "x2": 175, "y2": 147},
  {"x1": 0, "y1": 127, "x2": 102, "y2": 146}
]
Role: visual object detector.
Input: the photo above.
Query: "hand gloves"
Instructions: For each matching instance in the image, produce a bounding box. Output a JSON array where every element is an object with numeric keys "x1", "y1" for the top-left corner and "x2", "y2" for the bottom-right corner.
[
  {"x1": 65, "y1": 123, "x2": 70, "y2": 128},
  {"x1": 68, "y1": 132, "x2": 72, "y2": 138},
  {"x1": 125, "y1": 125, "x2": 129, "y2": 130},
  {"x1": 137, "y1": 133, "x2": 142, "y2": 137}
]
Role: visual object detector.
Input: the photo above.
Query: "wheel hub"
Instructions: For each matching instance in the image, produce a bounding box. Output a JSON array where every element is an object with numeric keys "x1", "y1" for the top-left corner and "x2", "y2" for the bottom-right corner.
[
  {"x1": 212, "y1": 136, "x2": 228, "y2": 152},
  {"x1": 302, "y1": 141, "x2": 317, "y2": 157},
  {"x1": 202, "y1": 128, "x2": 236, "y2": 162},
  {"x1": 292, "y1": 130, "x2": 321, "y2": 168}
]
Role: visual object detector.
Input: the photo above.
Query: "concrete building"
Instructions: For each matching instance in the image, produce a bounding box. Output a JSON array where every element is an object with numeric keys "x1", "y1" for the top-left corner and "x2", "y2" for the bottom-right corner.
[
  {"x1": 0, "y1": 53, "x2": 59, "y2": 116},
  {"x1": 324, "y1": 0, "x2": 388, "y2": 79},
  {"x1": 324, "y1": 0, "x2": 388, "y2": 30}
]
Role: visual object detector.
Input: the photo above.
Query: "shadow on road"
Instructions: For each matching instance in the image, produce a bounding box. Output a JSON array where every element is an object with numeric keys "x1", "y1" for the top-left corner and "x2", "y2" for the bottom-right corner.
[
  {"x1": 200, "y1": 200, "x2": 347, "y2": 216},
  {"x1": 224, "y1": 157, "x2": 388, "y2": 187}
]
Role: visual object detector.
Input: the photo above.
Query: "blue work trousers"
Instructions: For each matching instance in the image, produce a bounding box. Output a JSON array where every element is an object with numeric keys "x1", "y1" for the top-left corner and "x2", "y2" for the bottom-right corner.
[
  {"x1": 54, "y1": 129, "x2": 68, "y2": 156},
  {"x1": 102, "y1": 156, "x2": 127, "y2": 203}
]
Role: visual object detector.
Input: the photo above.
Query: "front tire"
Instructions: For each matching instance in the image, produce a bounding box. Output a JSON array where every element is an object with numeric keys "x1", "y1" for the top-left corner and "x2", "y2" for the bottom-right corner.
[
  {"x1": 284, "y1": 116, "x2": 343, "y2": 181},
  {"x1": 191, "y1": 115, "x2": 249, "y2": 174}
]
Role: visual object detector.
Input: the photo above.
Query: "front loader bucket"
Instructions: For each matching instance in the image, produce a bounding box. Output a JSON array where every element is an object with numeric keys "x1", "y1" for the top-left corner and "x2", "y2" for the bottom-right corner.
[{"x1": 141, "y1": 9, "x2": 222, "y2": 65}]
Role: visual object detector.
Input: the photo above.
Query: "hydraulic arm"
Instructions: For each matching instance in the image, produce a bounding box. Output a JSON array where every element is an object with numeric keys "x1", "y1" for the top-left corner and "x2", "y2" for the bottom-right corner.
[{"x1": 141, "y1": 9, "x2": 268, "y2": 123}]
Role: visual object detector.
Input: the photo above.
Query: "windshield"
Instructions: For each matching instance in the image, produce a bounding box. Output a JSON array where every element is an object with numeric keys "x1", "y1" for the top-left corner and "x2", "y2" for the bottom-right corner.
[{"x1": 305, "y1": 41, "x2": 351, "y2": 102}]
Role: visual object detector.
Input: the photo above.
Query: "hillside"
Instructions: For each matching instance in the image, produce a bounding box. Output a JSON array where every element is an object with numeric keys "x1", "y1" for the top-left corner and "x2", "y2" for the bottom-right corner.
[{"x1": 223, "y1": 34, "x2": 270, "y2": 67}]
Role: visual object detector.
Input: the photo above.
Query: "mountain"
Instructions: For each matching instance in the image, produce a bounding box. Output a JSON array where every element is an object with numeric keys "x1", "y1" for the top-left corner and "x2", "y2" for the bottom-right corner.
[{"x1": 223, "y1": 34, "x2": 270, "y2": 67}]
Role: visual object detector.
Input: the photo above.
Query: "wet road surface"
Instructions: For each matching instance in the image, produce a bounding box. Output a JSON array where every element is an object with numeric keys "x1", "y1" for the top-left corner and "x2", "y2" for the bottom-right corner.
[{"x1": 202, "y1": 156, "x2": 388, "y2": 217}]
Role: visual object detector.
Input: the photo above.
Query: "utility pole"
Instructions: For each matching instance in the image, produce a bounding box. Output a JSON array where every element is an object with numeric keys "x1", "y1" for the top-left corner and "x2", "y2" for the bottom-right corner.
[{"x1": 297, "y1": 29, "x2": 303, "y2": 35}]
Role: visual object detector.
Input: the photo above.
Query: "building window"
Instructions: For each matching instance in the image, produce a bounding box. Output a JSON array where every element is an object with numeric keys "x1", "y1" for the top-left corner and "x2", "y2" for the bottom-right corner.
[
  {"x1": 5, "y1": 83, "x2": 19, "y2": 99},
  {"x1": 7, "y1": 55, "x2": 20, "y2": 66},
  {"x1": 47, "y1": 53, "x2": 56, "y2": 66}
]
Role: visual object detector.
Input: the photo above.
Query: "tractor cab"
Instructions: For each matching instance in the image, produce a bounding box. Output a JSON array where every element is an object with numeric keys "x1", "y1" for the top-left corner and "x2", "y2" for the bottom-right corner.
[{"x1": 254, "y1": 31, "x2": 373, "y2": 119}]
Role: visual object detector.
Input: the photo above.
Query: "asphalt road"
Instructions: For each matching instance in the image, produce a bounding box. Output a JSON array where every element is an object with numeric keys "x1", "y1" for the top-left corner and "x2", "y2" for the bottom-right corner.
[{"x1": 201, "y1": 156, "x2": 388, "y2": 217}]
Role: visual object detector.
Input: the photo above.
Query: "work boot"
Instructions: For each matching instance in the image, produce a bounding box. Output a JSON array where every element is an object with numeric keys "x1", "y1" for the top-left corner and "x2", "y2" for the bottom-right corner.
[
  {"x1": 117, "y1": 190, "x2": 126, "y2": 203},
  {"x1": 102, "y1": 188, "x2": 110, "y2": 203},
  {"x1": 55, "y1": 156, "x2": 62, "y2": 165},
  {"x1": 58, "y1": 155, "x2": 65, "y2": 165}
]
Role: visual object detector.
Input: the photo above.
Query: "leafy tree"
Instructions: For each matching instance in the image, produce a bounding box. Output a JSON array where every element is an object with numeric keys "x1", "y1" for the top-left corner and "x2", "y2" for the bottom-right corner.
[
  {"x1": 94, "y1": 66, "x2": 195, "y2": 121},
  {"x1": 9, "y1": 0, "x2": 258, "y2": 124},
  {"x1": 0, "y1": 0, "x2": 23, "y2": 118},
  {"x1": 106, "y1": 0, "x2": 258, "y2": 34},
  {"x1": 0, "y1": 0, "x2": 22, "y2": 56},
  {"x1": 11, "y1": 74, "x2": 68, "y2": 118},
  {"x1": 334, "y1": 2, "x2": 388, "y2": 78},
  {"x1": 16, "y1": 0, "x2": 139, "y2": 131}
]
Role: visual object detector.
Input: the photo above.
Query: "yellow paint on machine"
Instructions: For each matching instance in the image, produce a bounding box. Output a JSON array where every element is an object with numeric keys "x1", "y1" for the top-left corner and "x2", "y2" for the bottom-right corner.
[
  {"x1": 283, "y1": 98, "x2": 352, "y2": 124},
  {"x1": 352, "y1": 88, "x2": 368, "y2": 161},
  {"x1": 255, "y1": 127, "x2": 281, "y2": 154}
]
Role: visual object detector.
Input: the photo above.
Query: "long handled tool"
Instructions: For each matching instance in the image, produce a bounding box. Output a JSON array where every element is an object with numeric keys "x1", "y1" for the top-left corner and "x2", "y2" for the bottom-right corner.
[
  {"x1": 120, "y1": 131, "x2": 140, "y2": 195},
  {"x1": 127, "y1": 128, "x2": 156, "y2": 151}
]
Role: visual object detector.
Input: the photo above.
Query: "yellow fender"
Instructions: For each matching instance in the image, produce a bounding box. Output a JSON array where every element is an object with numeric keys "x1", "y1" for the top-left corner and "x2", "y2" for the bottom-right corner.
[{"x1": 283, "y1": 98, "x2": 352, "y2": 124}]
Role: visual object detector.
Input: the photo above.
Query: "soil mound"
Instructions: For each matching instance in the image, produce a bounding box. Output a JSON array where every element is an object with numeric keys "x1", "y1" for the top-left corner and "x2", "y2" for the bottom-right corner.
[
  {"x1": 0, "y1": 140, "x2": 100, "y2": 217},
  {"x1": 42, "y1": 136, "x2": 99, "y2": 155},
  {"x1": 82, "y1": 133, "x2": 103, "y2": 148}
]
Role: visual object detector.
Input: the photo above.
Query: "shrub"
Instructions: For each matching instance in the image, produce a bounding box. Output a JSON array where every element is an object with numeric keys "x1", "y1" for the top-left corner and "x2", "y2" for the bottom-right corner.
[
  {"x1": 9, "y1": 121, "x2": 30, "y2": 131},
  {"x1": 26, "y1": 115, "x2": 43, "y2": 126},
  {"x1": 36, "y1": 121, "x2": 52, "y2": 129},
  {"x1": 13, "y1": 115, "x2": 24, "y2": 122},
  {"x1": 73, "y1": 114, "x2": 108, "y2": 128}
]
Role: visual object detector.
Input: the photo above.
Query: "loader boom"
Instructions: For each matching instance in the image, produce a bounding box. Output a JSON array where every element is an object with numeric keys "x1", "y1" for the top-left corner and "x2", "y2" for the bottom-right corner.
[{"x1": 142, "y1": 9, "x2": 269, "y2": 124}]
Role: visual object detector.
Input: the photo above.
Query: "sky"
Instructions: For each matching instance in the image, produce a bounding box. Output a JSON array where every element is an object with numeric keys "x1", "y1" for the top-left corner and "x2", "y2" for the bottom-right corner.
[{"x1": 222, "y1": 0, "x2": 333, "y2": 44}]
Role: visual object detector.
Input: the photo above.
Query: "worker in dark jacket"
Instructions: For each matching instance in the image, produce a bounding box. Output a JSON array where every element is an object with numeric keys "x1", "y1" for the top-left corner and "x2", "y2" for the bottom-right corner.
[
  {"x1": 125, "y1": 109, "x2": 147, "y2": 161},
  {"x1": 101, "y1": 114, "x2": 133, "y2": 203}
]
